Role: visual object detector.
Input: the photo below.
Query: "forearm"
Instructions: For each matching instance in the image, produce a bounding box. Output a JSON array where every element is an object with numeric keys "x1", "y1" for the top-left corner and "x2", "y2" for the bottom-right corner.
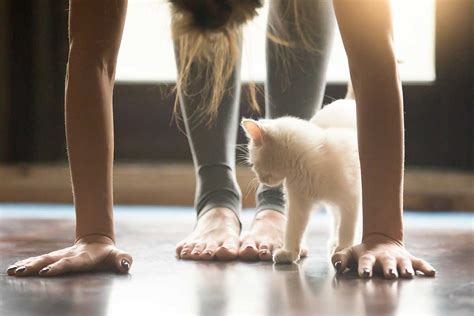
[
  {"x1": 333, "y1": 0, "x2": 404, "y2": 242},
  {"x1": 66, "y1": 0, "x2": 128, "y2": 242},
  {"x1": 66, "y1": 59, "x2": 116, "y2": 241}
]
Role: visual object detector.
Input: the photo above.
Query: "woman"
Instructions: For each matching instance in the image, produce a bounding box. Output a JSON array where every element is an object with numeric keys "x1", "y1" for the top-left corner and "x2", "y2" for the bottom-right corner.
[{"x1": 7, "y1": 0, "x2": 435, "y2": 279}]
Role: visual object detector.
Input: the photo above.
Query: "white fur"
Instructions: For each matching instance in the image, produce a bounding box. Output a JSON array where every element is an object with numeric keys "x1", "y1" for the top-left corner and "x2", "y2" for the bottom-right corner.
[{"x1": 242, "y1": 99, "x2": 362, "y2": 264}]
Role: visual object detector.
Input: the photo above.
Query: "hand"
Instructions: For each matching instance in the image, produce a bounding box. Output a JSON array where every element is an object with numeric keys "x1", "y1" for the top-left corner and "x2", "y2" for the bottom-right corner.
[
  {"x1": 331, "y1": 233, "x2": 436, "y2": 279},
  {"x1": 6, "y1": 235, "x2": 133, "y2": 277}
]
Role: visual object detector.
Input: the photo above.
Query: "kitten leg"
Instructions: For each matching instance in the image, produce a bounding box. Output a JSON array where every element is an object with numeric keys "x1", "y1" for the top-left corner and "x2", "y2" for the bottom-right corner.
[
  {"x1": 333, "y1": 200, "x2": 361, "y2": 254},
  {"x1": 326, "y1": 204, "x2": 340, "y2": 255},
  {"x1": 273, "y1": 189, "x2": 312, "y2": 264}
]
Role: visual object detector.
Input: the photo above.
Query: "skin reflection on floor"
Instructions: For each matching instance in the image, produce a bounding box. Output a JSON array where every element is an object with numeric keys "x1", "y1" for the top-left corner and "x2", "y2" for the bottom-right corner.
[{"x1": 0, "y1": 206, "x2": 472, "y2": 316}]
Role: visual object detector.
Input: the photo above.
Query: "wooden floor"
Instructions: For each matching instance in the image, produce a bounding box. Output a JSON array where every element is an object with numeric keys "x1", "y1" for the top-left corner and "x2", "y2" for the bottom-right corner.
[{"x1": 0, "y1": 204, "x2": 473, "y2": 316}]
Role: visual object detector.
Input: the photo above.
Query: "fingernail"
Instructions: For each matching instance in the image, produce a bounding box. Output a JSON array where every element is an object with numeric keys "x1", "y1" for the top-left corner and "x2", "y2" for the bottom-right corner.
[
  {"x1": 363, "y1": 268, "x2": 370, "y2": 278},
  {"x1": 405, "y1": 269, "x2": 414, "y2": 278},
  {"x1": 181, "y1": 251, "x2": 188, "y2": 257},
  {"x1": 389, "y1": 268, "x2": 397, "y2": 278},
  {"x1": 191, "y1": 250, "x2": 200, "y2": 255},
  {"x1": 334, "y1": 261, "x2": 342, "y2": 272},
  {"x1": 16, "y1": 266, "x2": 26, "y2": 274},
  {"x1": 203, "y1": 250, "x2": 212, "y2": 255},
  {"x1": 245, "y1": 245, "x2": 254, "y2": 250},
  {"x1": 7, "y1": 265, "x2": 17, "y2": 273},
  {"x1": 39, "y1": 267, "x2": 50, "y2": 275},
  {"x1": 121, "y1": 259, "x2": 130, "y2": 271}
]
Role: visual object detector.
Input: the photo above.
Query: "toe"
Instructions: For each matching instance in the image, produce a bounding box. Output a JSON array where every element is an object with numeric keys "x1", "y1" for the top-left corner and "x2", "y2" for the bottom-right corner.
[
  {"x1": 215, "y1": 239, "x2": 239, "y2": 261},
  {"x1": 258, "y1": 240, "x2": 273, "y2": 261},
  {"x1": 239, "y1": 240, "x2": 259, "y2": 261},
  {"x1": 258, "y1": 248, "x2": 272, "y2": 261},
  {"x1": 176, "y1": 240, "x2": 186, "y2": 257},
  {"x1": 200, "y1": 242, "x2": 218, "y2": 261},
  {"x1": 180, "y1": 243, "x2": 195, "y2": 260},
  {"x1": 191, "y1": 242, "x2": 206, "y2": 260}
]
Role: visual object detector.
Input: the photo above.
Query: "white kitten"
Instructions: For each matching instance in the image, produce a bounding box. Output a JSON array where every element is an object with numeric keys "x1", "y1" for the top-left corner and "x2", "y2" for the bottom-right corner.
[{"x1": 241, "y1": 99, "x2": 361, "y2": 264}]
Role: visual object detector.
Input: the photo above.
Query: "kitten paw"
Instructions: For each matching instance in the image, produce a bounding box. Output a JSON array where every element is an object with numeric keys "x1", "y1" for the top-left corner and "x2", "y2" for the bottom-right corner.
[{"x1": 273, "y1": 249, "x2": 300, "y2": 264}]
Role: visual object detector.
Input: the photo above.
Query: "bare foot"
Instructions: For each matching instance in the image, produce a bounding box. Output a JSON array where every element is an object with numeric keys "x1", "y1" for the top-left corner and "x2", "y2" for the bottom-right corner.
[
  {"x1": 176, "y1": 208, "x2": 241, "y2": 261},
  {"x1": 239, "y1": 210, "x2": 307, "y2": 261}
]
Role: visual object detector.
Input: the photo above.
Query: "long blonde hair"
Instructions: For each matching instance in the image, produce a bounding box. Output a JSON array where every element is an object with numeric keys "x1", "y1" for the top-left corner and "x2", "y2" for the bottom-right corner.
[{"x1": 169, "y1": 0, "x2": 321, "y2": 125}]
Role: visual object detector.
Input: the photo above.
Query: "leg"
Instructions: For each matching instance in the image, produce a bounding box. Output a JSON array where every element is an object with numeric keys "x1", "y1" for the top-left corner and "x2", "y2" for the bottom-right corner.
[
  {"x1": 328, "y1": 201, "x2": 361, "y2": 255},
  {"x1": 241, "y1": 0, "x2": 336, "y2": 261},
  {"x1": 174, "y1": 35, "x2": 242, "y2": 261},
  {"x1": 336, "y1": 201, "x2": 361, "y2": 251},
  {"x1": 273, "y1": 188, "x2": 313, "y2": 264}
]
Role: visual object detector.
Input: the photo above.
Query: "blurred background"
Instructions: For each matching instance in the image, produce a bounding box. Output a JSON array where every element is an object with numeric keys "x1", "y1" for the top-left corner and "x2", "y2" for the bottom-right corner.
[{"x1": 0, "y1": 0, "x2": 472, "y2": 210}]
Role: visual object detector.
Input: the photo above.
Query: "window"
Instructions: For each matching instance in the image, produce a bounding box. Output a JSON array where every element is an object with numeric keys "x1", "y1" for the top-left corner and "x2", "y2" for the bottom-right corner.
[{"x1": 116, "y1": 0, "x2": 436, "y2": 83}]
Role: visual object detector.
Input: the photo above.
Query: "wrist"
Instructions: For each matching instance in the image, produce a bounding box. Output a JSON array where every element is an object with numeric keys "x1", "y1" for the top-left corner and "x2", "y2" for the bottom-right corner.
[
  {"x1": 75, "y1": 233, "x2": 115, "y2": 245},
  {"x1": 362, "y1": 231, "x2": 404, "y2": 246},
  {"x1": 363, "y1": 209, "x2": 404, "y2": 243}
]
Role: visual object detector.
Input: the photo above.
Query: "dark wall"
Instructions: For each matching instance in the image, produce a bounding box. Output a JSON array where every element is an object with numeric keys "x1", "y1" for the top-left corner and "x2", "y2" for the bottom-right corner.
[
  {"x1": 1, "y1": 0, "x2": 472, "y2": 170},
  {"x1": 1, "y1": 0, "x2": 69, "y2": 162}
]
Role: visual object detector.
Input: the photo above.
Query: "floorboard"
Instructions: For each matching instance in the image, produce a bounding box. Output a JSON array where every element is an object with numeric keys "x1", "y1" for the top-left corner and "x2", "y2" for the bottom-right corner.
[{"x1": 0, "y1": 204, "x2": 473, "y2": 316}]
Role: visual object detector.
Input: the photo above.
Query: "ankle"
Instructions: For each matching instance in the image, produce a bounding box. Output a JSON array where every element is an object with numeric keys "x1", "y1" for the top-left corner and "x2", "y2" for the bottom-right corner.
[
  {"x1": 201, "y1": 207, "x2": 240, "y2": 223},
  {"x1": 254, "y1": 209, "x2": 285, "y2": 221}
]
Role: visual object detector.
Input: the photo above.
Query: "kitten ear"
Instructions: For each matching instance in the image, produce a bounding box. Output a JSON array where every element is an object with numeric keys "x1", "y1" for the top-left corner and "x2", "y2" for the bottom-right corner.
[{"x1": 241, "y1": 118, "x2": 264, "y2": 146}]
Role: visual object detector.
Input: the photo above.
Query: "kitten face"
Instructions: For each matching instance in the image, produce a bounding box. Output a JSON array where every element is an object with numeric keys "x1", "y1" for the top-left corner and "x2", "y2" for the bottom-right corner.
[{"x1": 241, "y1": 119, "x2": 285, "y2": 187}]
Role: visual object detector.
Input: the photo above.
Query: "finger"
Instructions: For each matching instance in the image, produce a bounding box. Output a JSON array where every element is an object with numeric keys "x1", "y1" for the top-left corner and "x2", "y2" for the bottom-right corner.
[
  {"x1": 398, "y1": 258, "x2": 415, "y2": 279},
  {"x1": 331, "y1": 247, "x2": 353, "y2": 274},
  {"x1": 358, "y1": 254, "x2": 376, "y2": 278},
  {"x1": 40, "y1": 254, "x2": 91, "y2": 277},
  {"x1": 191, "y1": 242, "x2": 206, "y2": 260},
  {"x1": 380, "y1": 256, "x2": 398, "y2": 279},
  {"x1": 200, "y1": 242, "x2": 218, "y2": 260},
  {"x1": 108, "y1": 249, "x2": 133, "y2": 274},
  {"x1": 14, "y1": 254, "x2": 59, "y2": 277},
  {"x1": 412, "y1": 257, "x2": 436, "y2": 277},
  {"x1": 7, "y1": 255, "x2": 43, "y2": 275}
]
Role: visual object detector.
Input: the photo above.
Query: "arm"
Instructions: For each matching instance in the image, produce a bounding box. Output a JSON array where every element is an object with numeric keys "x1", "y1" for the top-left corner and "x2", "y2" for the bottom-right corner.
[
  {"x1": 331, "y1": 0, "x2": 435, "y2": 278},
  {"x1": 67, "y1": 0, "x2": 126, "y2": 242},
  {"x1": 7, "y1": 0, "x2": 132, "y2": 277}
]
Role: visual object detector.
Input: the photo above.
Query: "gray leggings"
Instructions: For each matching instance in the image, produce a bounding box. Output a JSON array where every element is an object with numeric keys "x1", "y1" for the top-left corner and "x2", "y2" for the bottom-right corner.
[{"x1": 176, "y1": 0, "x2": 336, "y2": 222}]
